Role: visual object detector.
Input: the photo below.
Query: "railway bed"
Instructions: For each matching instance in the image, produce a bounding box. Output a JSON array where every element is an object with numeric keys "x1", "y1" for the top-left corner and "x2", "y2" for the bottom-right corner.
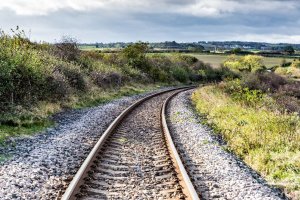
[{"x1": 62, "y1": 87, "x2": 199, "y2": 200}]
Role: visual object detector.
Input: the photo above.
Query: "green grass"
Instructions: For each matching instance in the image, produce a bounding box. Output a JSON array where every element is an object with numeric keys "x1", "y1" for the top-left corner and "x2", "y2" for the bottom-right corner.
[
  {"x1": 0, "y1": 154, "x2": 12, "y2": 163},
  {"x1": 186, "y1": 53, "x2": 294, "y2": 68},
  {"x1": 78, "y1": 45, "x2": 98, "y2": 50},
  {"x1": 73, "y1": 83, "x2": 163, "y2": 109},
  {"x1": 192, "y1": 85, "x2": 300, "y2": 199},
  {"x1": 0, "y1": 120, "x2": 54, "y2": 144}
]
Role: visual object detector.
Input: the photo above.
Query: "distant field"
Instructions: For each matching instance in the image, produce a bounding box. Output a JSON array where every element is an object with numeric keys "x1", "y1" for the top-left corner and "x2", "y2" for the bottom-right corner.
[
  {"x1": 185, "y1": 53, "x2": 295, "y2": 68},
  {"x1": 79, "y1": 48, "x2": 295, "y2": 68},
  {"x1": 79, "y1": 45, "x2": 99, "y2": 50}
]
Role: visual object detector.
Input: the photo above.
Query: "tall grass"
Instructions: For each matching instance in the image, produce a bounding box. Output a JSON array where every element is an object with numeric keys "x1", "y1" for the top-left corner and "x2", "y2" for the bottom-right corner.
[{"x1": 192, "y1": 84, "x2": 300, "y2": 199}]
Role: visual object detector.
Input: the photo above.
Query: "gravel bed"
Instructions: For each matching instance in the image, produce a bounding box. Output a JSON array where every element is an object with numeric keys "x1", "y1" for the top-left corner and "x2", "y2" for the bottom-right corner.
[
  {"x1": 0, "y1": 88, "x2": 170, "y2": 200},
  {"x1": 167, "y1": 90, "x2": 287, "y2": 200},
  {"x1": 79, "y1": 91, "x2": 183, "y2": 199}
]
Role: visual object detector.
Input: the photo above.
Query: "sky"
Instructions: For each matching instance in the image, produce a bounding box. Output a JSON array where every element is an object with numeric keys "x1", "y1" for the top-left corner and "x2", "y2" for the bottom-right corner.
[{"x1": 0, "y1": 0, "x2": 299, "y2": 43}]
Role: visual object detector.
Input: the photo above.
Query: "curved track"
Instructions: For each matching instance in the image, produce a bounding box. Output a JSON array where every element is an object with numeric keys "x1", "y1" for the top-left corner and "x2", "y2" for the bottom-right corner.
[{"x1": 62, "y1": 87, "x2": 199, "y2": 200}]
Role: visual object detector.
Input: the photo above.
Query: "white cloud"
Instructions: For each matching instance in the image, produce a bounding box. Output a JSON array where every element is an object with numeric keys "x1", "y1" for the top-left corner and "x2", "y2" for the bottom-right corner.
[
  {"x1": 0, "y1": 0, "x2": 297, "y2": 16},
  {"x1": 177, "y1": 0, "x2": 297, "y2": 17},
  {"x1": 229, "y1": 33, "x2": 300, "y2": 43}
]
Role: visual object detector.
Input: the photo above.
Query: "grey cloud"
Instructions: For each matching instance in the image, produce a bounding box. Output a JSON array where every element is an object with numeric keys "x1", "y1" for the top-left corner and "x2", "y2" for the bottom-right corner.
[{"x1": 0, "y1": 0, "x2": 299, "y2": 43}]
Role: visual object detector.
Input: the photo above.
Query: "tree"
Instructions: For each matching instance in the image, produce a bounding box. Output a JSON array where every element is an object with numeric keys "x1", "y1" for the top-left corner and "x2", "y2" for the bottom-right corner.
[
  {"x1": 232, "y1": 48, "x2": 242, "y2": 54},
  {"x1": 283, "y1": 46, "x2": 295, "y2": 55},
  {"x1": 241, "y1": 55, "x2": 266, "y2": 72},
  {"x1": 122, "y1": 42, "x2": 149, "y2": 71},
  {"x1": 54, "y1": 36, "x2": 80, "y2": 61},
  {"x1": 223, "y1": 55, "x2": 265, "y2": 72}
]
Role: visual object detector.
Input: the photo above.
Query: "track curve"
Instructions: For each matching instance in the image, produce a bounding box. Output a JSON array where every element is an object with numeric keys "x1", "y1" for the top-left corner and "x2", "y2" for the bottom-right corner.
[{"x1": 62, "y1": 87, "x2": 199, "y2": 200}]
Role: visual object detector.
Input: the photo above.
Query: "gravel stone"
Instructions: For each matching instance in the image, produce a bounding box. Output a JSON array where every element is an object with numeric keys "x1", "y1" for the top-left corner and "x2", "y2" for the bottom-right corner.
[{"x1": 167, "y1": 90, "x2": 287, "y2": 200}]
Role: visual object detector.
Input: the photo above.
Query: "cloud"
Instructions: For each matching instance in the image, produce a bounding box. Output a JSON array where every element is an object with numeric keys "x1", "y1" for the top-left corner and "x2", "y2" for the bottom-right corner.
[
  {"x1": 0, "y1": 0, "x2": 299, "y2": 43},
  {"x1": 0, "y1": 0, "x2": 298, "y2": 16},
  {"x1": 177, "y1": 0, "x2": 298, "y2": 17}
]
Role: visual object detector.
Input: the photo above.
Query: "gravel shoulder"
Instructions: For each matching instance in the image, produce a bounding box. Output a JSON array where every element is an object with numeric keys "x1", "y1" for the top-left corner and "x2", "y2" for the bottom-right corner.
[
  {"x1": 0, "y1": 88, "x2": 169, "y2": 200},
  {"x1": 167, "y1": 90, "x2": 287, "y2": 200}
]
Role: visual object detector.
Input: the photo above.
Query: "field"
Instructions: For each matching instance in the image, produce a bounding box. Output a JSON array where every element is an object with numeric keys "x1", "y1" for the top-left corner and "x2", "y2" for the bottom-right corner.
[{"x1": 186, "y1": 53, "x2": 295, "y2": 68}]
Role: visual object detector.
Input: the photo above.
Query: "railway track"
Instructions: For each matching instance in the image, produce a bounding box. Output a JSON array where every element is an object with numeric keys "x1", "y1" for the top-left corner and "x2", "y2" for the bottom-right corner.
[{"x1": 62, "y1": 87, "x2": 199, "y2": 200}]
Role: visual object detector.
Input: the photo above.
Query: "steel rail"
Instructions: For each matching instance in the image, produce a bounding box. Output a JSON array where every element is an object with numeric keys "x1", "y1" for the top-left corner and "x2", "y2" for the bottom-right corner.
[
  {"x1": 62, "y1": 86, "x2": 196, "y2": 200},
  {"x1": 161, "y1": 88, "x2": 200, "y2": 200}
]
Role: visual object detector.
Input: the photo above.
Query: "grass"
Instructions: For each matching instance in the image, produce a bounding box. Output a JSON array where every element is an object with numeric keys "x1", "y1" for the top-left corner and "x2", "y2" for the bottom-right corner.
[
  {"x1": 186, "y1": 53, "x2": 294, "y2": 68},
  {"x1": 78, "y1": 45, "x2": 98, "y2": 50},
  {"x1": 73, "y1": 83, "x2": 164, "y2": 109},
  {"x1": 192, "y1": 85, "x2": 300, "y2": 199},
  {"x1": 0, "y1": 120, "x2": 54, "y2": 144}
]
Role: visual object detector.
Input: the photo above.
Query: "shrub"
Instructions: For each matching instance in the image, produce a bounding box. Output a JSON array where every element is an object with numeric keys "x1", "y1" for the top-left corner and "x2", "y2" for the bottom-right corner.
[
  {"x1": 45, "y1": 70, "x2": 71, "y2": 101},
  {"x1": 171, "y1": 66, "x2": 189, "y2": 82},
  {"x1": 176, "y1": 54, "x2": 198, "y2": 64},
  {"x1": 280, "y1": 59, "x2": 292, "y2": 67},
  {"x1": 53, "y1": 36, "x2": 80, "y2": 62},
  {"x1": 91, "y1": 71, "x2": 122, "y2": 88},
  {"x1": 0, "y1": 30, "x2": 48, "y2": 107},
  {"x1": 279, "y1": 82, "x2": 300, "y2": 98},
  {"x1": 60, "y1": 66, "x2": 88, "y2": 91},
  {"x1": 275, "y1": 95, "x2": 300, "y2": 113},
  {"x1": 241, "y1": 72, "x2": 286, "y2": 92},
  {"x1": 291, "y1": 60, "x2": 300, "y2": 69},
  {"x1": 222, "y1": 79, "x2": 264, "y2": 107},
  {"x1": 242, "y1": 55, "x2": 266, "y2": 72},
  {"x1": 122, "y1": 42, "x2": 149, "y2": 71},
  {"x1": 192, "y1": 60, "x2": 237, "y2": 82},
  {"x1": 223, "y1": 55, "x2": 266, "y2": 72}
]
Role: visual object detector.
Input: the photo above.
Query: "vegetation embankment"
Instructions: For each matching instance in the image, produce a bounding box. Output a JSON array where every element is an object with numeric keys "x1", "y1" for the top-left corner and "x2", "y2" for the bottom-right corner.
[
  {"x1": 0, "y1": 29, "x2": 228, "y2": 143},
  {"x1": 192, "y1": 55, "x2": 300, "y2": 199}
]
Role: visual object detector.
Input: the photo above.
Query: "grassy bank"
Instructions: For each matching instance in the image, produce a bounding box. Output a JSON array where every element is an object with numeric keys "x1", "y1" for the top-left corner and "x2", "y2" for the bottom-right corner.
[
  {"x1": 192, "y1": 83, "x2": 300, "y2": 199},
  {"x1": 1, "y1": 30, "x2": 214, "y2": 144},
  {"x1": 0, "y1": 83, "x2": 163, "y2": 144}
]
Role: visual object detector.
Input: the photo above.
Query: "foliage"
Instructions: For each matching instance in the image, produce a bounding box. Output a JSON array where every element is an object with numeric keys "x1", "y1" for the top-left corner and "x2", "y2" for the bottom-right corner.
[
  {"x1": 222, "y1": 79, "x2": 264, "y2": 107},
  {"x1": 0, "y1": 29, "x2": 212, "y2": 143},
  {"x1": 171, "y1": 66, "x2": 189, "y2": 82},
  {"x1": 53, "y1": 36, "x2": 80, "y2": 62},
  {"x1": 291, "y1": 60, "x2": 300, "y2": 69},
  {"x1": 241, "y1": 72, "x2": 287, "y2": 92},
  {"x1": 192, "y1": 85, "x2": 300, "y2": 198},
  {"x1": 223, "y1": 55, "x2": 266, "y2": 72},
  {"x1": 231, "y1": 48, "x2": 242, "y2": 54},
  {"x1": 283, "y1": 46, "x2": 295, "y2": 55},
  {"x1": 122, "y1": 42, "x2": 149, "y2": 71}
]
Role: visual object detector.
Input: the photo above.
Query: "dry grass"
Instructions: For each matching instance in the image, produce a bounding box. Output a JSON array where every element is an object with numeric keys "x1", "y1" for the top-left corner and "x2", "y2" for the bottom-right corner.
[{"x1": 192, "y1": 85, "x2": 300, "y2": 199}]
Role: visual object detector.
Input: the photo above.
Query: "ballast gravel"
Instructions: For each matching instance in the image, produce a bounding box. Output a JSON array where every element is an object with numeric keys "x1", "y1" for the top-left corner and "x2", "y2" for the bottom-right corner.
[
  {"x1": 0, "y1": 89, "x2": 168, "y2": 200},
  {"x1": 167, "y1": 90, "x2": 287, "y2": 200}
]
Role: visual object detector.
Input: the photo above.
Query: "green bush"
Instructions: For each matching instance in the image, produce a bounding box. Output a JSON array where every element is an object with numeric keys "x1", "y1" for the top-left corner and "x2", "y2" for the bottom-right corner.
[
  {"x1": 122, "y1": 42, "x2": 149, "y2": 71},
  {"x1": 222, "y1": 79, "x2": 264, "y2": 107},
  {"x1": 53, "y1": 36, "x2": 80, "y2": 62},
  {"x1": 176, "y1": 54, "x2": 198, "y2": 64},
  {"x1": 223, "y1": 55, "x2": 266, "y2": 72},
  {"x1": 171, "y1": 66, "x2": 189, "y2": 82}
]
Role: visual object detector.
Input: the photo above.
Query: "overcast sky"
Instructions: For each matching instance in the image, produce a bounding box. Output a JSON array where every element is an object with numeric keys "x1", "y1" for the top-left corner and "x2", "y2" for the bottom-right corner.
[{"x1": 0, "y1": 0, "x2": 299, "y2": 43}]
